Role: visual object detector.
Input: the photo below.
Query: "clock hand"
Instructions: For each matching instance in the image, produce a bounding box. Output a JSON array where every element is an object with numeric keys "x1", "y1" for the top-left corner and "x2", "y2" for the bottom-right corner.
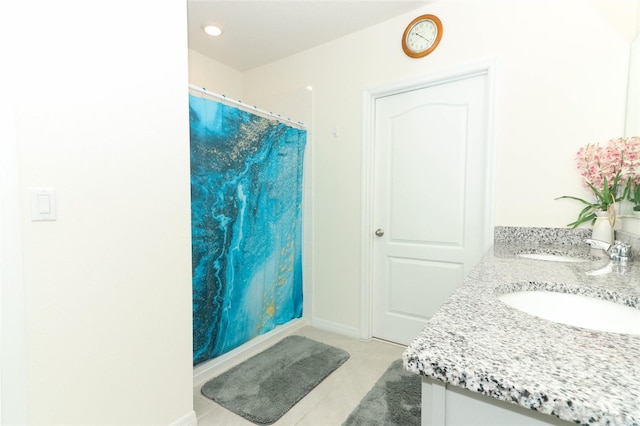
[{"x1": 414, "y1": 32, "x2": 434, "y2": 43}]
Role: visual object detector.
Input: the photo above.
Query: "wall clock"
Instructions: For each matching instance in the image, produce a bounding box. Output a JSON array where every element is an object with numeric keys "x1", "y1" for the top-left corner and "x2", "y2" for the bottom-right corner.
[{"x1": 402, "y1": 14, "x2": 443, "y2": 58}]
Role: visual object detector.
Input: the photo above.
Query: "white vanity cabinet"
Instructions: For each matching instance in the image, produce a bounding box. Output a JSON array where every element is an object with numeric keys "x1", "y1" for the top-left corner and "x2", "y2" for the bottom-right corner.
[{"x1": 421, "y1": 378, "x2": 574, "y2": 426}]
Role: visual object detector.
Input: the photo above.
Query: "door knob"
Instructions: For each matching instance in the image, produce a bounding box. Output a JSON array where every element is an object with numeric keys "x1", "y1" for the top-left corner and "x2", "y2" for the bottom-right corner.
[{"x1": 375, "y1": 229, "x2": 384, "y2": 237}]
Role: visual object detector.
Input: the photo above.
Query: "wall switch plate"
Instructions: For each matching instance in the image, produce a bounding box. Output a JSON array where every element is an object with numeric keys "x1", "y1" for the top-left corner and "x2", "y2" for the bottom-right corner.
[{"x1": 30, "y1": 188, "x2": 56, "y2": 221}]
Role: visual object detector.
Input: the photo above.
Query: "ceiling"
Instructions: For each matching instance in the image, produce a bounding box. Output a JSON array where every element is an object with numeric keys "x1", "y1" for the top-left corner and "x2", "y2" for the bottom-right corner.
[{"x1": 187, "y1": 1, "x2": 428, "y2": 71}]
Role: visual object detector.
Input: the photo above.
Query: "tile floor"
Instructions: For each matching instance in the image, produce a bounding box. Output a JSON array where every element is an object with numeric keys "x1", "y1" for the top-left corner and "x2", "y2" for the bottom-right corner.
[{"x1": 193, "y1": 326, "x2": 407, "y2": 425}]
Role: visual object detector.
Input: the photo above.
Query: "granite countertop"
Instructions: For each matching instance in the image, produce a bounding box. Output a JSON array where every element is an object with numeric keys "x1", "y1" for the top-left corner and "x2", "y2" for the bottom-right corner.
[{"x1": 403, "y1": 227, "x2": 640, "y2": 426}]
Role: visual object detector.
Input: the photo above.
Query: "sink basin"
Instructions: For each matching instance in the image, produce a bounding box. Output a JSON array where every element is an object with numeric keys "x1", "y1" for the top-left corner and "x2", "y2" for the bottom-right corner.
[
  {"x1": 498, "y1": 291, "x2": 640, "y2": 335},
  {"x1": 517, "y1": 253, "x2": 588, "y2": 263}
]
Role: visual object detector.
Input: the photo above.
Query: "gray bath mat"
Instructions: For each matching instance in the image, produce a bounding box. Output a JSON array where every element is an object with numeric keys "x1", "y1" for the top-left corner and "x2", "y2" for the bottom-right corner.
[
  {"x1": 343, "y1": 359, "x2": 421, "y2": 426},
  {"x1": 201, "y1": 335, "x2": 350, "y2": 424}
]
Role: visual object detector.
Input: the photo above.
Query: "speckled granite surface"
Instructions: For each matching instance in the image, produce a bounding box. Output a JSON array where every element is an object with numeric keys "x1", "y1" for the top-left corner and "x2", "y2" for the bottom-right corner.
[
  {"x1": 403, "y1": 227, "x2": 640, "y2": 426},
  {"x1": 494, "y1": 226, "x2": 593, "y2": 246}
]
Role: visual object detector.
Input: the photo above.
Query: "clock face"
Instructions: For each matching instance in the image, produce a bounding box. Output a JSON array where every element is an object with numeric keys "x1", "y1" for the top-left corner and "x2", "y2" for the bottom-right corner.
[
  {"x1": 402, "y1": 14, "x2": 443, "y2": 58},
  {"x1": 407, "y1": 20, "x2": 437, "y2": 52}
]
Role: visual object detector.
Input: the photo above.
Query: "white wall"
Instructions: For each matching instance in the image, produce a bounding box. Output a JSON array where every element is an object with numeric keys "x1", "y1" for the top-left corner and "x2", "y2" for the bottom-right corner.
[
  {"x1": 6, "y1": 1, "x2": 194, "y2": 424},
  {"x1": 238, "y1": 0, "x2": 635, "y2": 333},
  {"x1": 188, "y1": 49, "x2": 244, "y2": 100},
  {"x1": 627, "y1": 34, "x2": 640, "y2": 136},
  {"x1": 0, "y1": 3, "x2": 27, "y2": 421}
]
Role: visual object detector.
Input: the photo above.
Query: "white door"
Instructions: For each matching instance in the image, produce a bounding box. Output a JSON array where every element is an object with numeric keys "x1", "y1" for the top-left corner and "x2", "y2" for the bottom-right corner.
[{"x1": 372, "y1": 72, "x2": 492, "y2": 344}]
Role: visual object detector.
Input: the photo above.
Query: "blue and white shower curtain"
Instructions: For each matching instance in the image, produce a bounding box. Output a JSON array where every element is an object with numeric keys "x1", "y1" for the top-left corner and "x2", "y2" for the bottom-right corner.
[{"x1": 189, "y1": 94, "x2": 306, "y2": 365}]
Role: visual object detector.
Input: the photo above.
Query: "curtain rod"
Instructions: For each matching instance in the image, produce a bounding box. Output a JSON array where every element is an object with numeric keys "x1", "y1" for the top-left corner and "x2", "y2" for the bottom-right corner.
[{"x1": 188, "y1": 84, "x2": 306, "y2": 130}]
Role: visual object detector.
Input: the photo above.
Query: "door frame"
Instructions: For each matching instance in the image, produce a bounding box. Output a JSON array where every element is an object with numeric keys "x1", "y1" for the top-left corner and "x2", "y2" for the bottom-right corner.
[{"x1": 359, "y1": 60, "x2": 498, "y2": 340}]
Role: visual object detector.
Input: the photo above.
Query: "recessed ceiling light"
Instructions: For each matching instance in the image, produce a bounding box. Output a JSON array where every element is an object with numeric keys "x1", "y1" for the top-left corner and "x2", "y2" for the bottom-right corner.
[{"x1": 202, "y1": 24, "x2": 223, "y2": 37}]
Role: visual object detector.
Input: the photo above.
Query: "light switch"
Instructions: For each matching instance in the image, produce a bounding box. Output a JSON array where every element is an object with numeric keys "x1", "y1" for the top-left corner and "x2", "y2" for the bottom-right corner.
[
  {"x1": 37, "y1": 194, "x2": 51, "y2": 214},
  {"x1": 30, "y1": 188, "x2": 57, "y2": 221}
]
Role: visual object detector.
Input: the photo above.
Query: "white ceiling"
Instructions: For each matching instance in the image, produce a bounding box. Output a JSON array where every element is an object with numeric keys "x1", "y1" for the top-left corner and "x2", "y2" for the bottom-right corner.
[{"x1": 187, "y1": 1, "x2": 428, "y2": 71}]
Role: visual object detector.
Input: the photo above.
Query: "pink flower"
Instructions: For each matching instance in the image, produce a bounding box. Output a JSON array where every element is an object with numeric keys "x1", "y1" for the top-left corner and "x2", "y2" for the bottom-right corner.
[
  {"x1": 574, "y1": 137, "x2": 638, "y2": 191},
  {"x1": 622, "y1": 136, "x2": 640, "y2": 184},
  {"x1": 559, "y1": 136, "x2": 640, "y2": 228}
]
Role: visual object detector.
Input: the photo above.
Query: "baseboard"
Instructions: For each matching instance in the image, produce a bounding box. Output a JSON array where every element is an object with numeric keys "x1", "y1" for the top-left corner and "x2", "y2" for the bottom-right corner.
[
  {"x1": 310, "y1": 317, "x2": 361, "y2": 339},
  {"x1": 193, "y1": 318, "x2": 309, "y2": 386},
  {"x1": 170, "y1": 410, "x2": 197, "y2": 426}
]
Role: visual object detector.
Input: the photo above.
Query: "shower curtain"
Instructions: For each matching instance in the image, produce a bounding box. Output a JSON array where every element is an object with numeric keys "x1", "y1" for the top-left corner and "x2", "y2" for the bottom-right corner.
[{"x1": 189, "y1": 94, "x2": 307, "y2": 365}]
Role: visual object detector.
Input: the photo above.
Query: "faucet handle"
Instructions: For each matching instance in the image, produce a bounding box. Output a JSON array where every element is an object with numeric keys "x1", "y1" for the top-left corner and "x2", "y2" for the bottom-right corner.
[{"x1": 609, "y1": 240, "x2": 632, "y2": 260}]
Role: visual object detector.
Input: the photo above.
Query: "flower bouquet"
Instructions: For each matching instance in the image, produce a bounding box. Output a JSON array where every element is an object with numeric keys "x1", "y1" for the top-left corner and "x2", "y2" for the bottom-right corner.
[{"x1": 556, "y1": 138, "x2": 630, "y2": 228}]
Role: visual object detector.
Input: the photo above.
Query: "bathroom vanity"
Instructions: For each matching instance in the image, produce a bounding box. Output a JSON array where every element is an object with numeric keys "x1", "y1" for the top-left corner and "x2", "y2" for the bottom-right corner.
[{"x1": 403, "y1": 227, "x2": 640, "y2": 426}]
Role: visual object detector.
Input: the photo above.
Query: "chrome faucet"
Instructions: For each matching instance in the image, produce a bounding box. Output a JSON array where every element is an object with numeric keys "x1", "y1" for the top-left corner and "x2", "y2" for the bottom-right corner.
[
  {"x1": 584, "y1": 239, "x2": 632, "y2": 276},
  {"x1": 584, "y1": 239, "x2": 632, "y2": 263},
  {"x1": 609, "y1": 240, "x2": 632, "y2": 263},
  {"x1": 584, "y1": 238, "x2": 611, "y2": 251}
]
